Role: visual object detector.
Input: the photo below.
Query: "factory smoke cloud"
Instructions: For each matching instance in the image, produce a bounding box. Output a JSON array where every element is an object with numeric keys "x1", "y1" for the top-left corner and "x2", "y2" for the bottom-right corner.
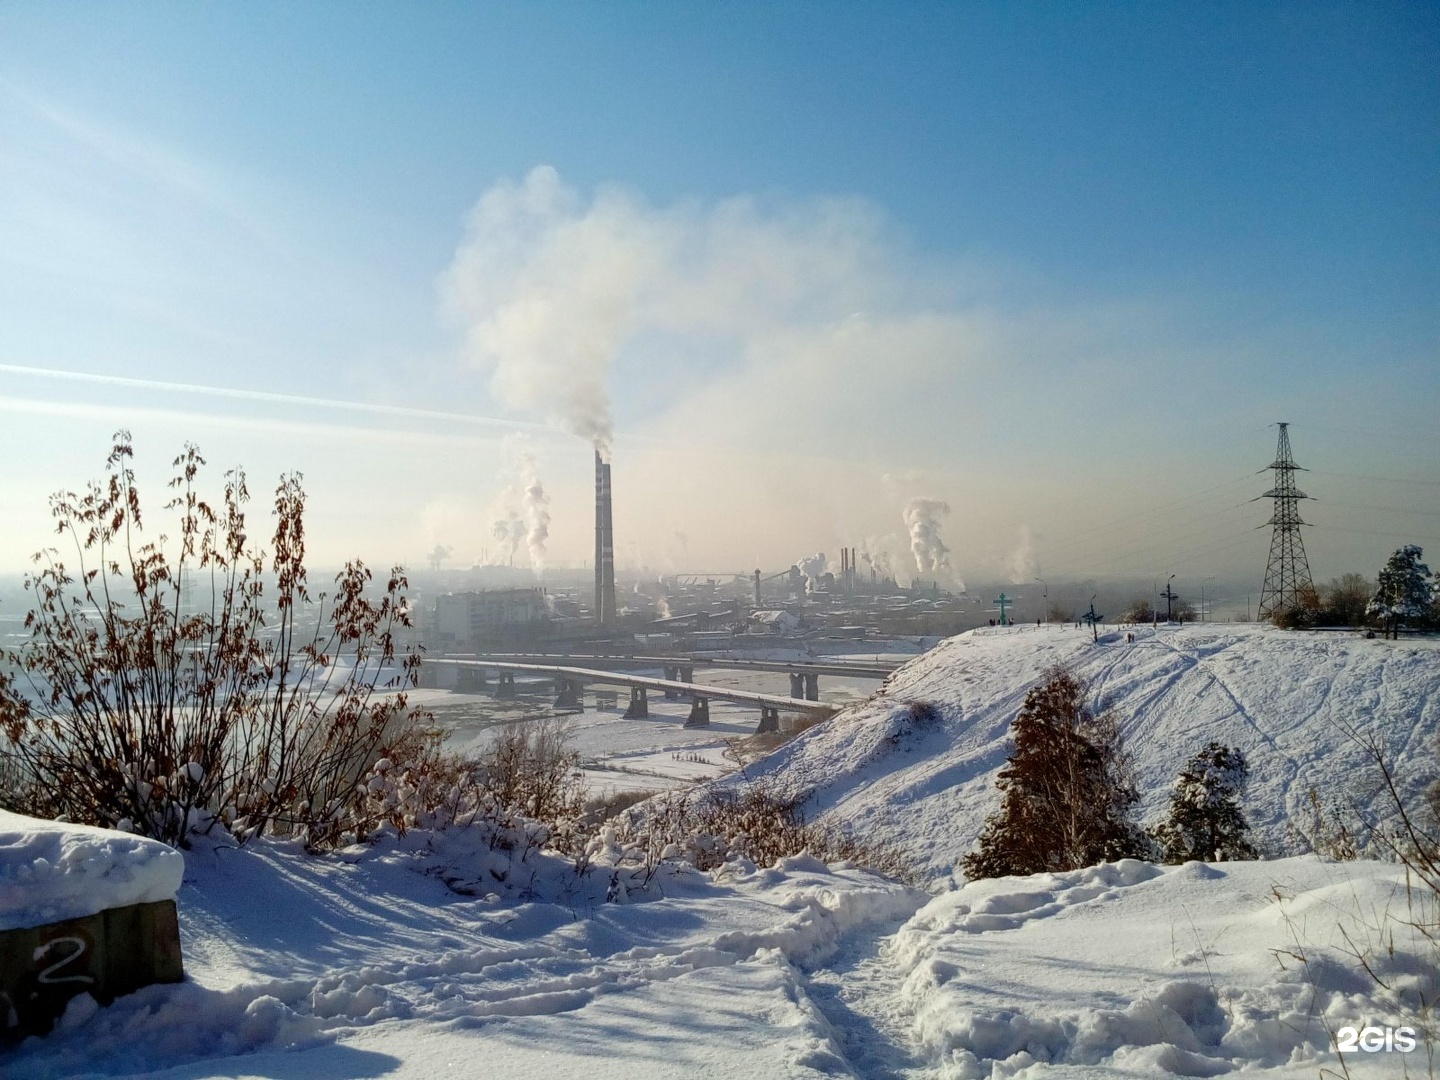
[
  {"x1": 860, "y1": 545, "x2": 895, "y2": 584},
  {"x1": 488, "y1": 435, "x2": 551, "y2": 575},
  {"x1": 796, "y1": 551, "x2": 828, "y2": 591},
  {"x1": 1008, "y1": 524, "x2": 1039, "y2": 583},
  {"x1": 903, "y1": 498, "x2": 952, "y2": 577},
  {"x1": 442, "y1": 165, "x2": 893, "y2": 462},
  {"x1": 443, "y1": 166, "x2": 659, "y2": 457},
  {"x1": 490, "y1": 515, "x2": 525, "y2": 565}
]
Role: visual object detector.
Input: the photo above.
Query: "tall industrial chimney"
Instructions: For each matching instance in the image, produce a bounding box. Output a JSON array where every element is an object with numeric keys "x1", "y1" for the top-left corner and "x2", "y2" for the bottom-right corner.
[{"x1": 594, "y1": 450, "x2": 617, "y2": 625}]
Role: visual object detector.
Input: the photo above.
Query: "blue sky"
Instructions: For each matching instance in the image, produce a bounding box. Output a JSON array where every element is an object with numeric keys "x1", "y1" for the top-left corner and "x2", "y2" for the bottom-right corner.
[{"x1": 0, "y1": 2, "x2": 1436, "y2": 590}]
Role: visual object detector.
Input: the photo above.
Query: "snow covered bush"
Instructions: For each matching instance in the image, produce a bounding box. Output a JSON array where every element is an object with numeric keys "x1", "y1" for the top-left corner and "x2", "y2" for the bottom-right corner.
[
  {"x1": 619, "y1": 782, "x2": 917, "y2": 883},
  {"x1": 1151, "y1": 742, "x2": 1258, "y2": 862},
  {"x1": 476, "y1": 717, "x2": 586, "y2": 827},
  {"x1": 1122, "y1": 598, "x2": 1154, "y2": 624},
  {"x1": 1368, "y1": 544, "x2": 1434, "y2": 639},
  {"x1": 962, "y1": 666, "x2": 1151, "y2": 880},
  {"x1": 0, "y1": 433, "x2": 432, "y2": 850}
]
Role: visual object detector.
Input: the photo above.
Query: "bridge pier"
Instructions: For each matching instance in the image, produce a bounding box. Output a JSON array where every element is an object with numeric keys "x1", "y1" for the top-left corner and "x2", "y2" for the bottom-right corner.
[
  {"x1": 663, "y1": 665, "x2": 681, "y2": 698},
  {"x1": 457, "y1": 666, "x2": 487, "y2": 691},
  {"x1": 756, "y1": 706, "x2": 780, "y2": 734},
  {"x1": 789, "y1": 673, "x2": 805, "y2": 698},
  {"x1": 624, "y1": 685, "x2": 650, "y2": 718},
  {"x1": 679, "y1": 665, "x2": 694, "y2": 684},
  {"x1": 684, "y1": 696, "x2": 710, "y2": 728},
  {"x1": 554, "y1": 678, "x2": 585, "y2": 710},
  {"x1": 804, "y1": 673, "x2": 819, "y2": 701},
  {"x1": 495, "y1": 670, "x2": 516, "y2": 699}
]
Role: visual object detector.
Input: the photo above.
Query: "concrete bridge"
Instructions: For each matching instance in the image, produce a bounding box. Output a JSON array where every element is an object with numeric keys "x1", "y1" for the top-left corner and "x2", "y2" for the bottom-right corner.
[
  {"x1": 440, "y1": 652, "x2": 900, "y2": 702},
  {"x1": 421, "y1": 658, "x2": 839, "y2": 734}
]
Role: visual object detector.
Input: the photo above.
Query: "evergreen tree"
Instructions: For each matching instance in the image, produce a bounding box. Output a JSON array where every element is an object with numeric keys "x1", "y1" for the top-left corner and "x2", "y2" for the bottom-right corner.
[
  {"x1": 962, "y1": 667, "x2": 1150, "y2": 880},
  {"x1": 1367, "y1": 545, "x2": 1434, "y2": 639},
  {"x1": 1152, "y1": 743, "x2": 1258, "y2": 863}
]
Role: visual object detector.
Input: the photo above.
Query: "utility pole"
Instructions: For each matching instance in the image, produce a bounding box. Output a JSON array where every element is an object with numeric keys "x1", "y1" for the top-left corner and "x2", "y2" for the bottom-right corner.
[
  {"x1": 1257, "y1": 422, "x2": 1315, "y2": 620},
  {"x1": 1201, "y1": 576, "x2": 1215, "y2": 623},
  {"x1": 1161, "y1": 575, "x2": 1177, "y2": 622}
]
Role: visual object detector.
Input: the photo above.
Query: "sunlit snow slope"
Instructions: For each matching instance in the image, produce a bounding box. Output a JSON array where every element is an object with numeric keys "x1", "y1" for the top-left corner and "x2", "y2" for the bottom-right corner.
[{"x1": 738, "y1": 623, "x2": 1440, "y2": 881}]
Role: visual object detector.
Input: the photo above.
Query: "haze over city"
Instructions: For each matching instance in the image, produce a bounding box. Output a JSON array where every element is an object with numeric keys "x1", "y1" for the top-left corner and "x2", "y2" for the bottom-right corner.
[{"x1": 1, "y1": 4, "x2": 1436, "y2": 591}]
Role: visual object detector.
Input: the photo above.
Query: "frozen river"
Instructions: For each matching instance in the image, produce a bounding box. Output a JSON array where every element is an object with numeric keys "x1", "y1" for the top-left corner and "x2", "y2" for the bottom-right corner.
[{"x1": 414, "y1": 658, "x2": 897, "y2": 798}]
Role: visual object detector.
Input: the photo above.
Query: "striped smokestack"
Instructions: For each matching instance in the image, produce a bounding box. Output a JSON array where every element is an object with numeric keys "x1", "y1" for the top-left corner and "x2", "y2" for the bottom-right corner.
[{"x1": 594, "y1": 450, "x2": 617, "y2": 625}]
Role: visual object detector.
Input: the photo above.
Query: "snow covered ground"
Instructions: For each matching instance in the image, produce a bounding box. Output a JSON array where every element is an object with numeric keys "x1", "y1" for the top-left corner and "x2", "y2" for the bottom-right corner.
[
  {"x1": 734, "y1": 623, "x2": 1440, "y2": 880},
  {"x1": 6, "y1": 836, "x2": 1431, "y2": 1078},
  {"x1": 4, "y1": 624, "x2": 1438, "y2": 1078}
]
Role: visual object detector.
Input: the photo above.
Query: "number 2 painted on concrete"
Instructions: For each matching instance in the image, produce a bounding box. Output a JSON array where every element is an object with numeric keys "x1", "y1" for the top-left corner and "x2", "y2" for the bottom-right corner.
[{"x1": 35, "y1": 936, "x2": 94, "y2": 986}]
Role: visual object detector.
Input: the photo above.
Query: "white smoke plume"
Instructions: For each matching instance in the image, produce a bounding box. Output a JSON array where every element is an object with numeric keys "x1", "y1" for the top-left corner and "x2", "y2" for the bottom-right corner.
[
  {"x1": 1008, "y1": 525, "x2": 1039, "y2": 584},
  {"x1": 443, "y1": 167, "x2": 665, "y2": 457},
  {"x1": 488, "y1": 435, "x2": 551, "y2": 575},
  {"x1": 523, "y1": 476, "x2": 550, "y2": 573},
  {"x1": 490, "y1": 515, "x2": 525, "y2": 565},
  {"x1": 796, "y1": 552, "x2": 828, "y2": 592},
  {"x1": 442, "y1": 165, "x2": 891, "y2": 458},
  {"x1": 860, "y1": 547, "x2": 893, "y2": 584},
  {"x1": 903, "y1": 498, "x2": 951, "y2": 577}
]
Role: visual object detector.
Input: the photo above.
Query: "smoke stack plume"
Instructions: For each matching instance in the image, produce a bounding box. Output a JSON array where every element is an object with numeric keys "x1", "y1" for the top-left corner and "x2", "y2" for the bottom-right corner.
[
  {"x1": 903, "y1": 498, "x2": 952, "y2": 577},
  {"x1": 524, "y1": 478, "x2": 550, "y2": 574},
  {"x1": 594, "y1": 450, "x2": 617, "y2": 625},
  {"x1": 489, "y1": 435, "x2": 550, "y2": 575}
]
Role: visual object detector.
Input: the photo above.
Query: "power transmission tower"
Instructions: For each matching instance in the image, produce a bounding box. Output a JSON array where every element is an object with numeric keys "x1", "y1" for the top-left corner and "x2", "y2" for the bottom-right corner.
[{"x1": 1256, "y1": 422, "x2": 1315, "y2": 620}]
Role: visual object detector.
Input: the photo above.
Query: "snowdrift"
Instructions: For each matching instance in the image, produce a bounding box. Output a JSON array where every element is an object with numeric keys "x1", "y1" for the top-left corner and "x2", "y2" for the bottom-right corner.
[
  {"x1": 734, "y1": 623, "x2": 1440, "y2": 880},
  {"x1": 0, "y1": 811, "x2": 183, "y2": 932}
]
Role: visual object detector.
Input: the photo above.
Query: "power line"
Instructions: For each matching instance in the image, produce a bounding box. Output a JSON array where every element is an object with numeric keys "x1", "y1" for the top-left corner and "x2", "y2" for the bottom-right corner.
[
  {"x1": 1311, "y1": 469, "x2": 1440, "y2": 489},
  {"x1": 1325, "y1": 525, "x2": 1440, "y2": 544},
  {"x1": 1320, "y1": 500, "x2": 1440, "y2": 520}
]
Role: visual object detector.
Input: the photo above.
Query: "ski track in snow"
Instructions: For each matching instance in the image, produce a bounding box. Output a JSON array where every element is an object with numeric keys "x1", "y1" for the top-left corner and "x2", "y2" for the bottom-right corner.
[{"x1": 731, "y1": 623, "x2": 1440, "y2": 879}]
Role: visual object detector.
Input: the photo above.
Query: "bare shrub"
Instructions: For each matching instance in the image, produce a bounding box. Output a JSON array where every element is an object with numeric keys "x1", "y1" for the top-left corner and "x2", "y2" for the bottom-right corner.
[
  {"x1": 477, "y1": 717, "x2": 586, "y2": 824},
  {"x1": 0, "y1": 433, "x2": 430, "y2": 849},
  {"x1": 1123, "y1": 598, "x2": 1154, "y2": 624},
  {"x1": 619, "y1": 781, "x2": 921, "y2": 885},
  {"x1": 583, "y1": 786, "x2": 662, "y2": 825},
  {"x1": 1273, "y1": 723, "x2": 1440, "y2": 1073},
  {"x1": 1286, "y1": 786, "x2": 1364, "y2": 861},
  {"x1": 785, "y1": 712, "x2": 830, "y2": 737}
]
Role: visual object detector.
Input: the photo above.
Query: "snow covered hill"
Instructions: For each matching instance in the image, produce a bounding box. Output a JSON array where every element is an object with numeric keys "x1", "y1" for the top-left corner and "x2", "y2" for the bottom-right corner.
[
  {"x1": 734, "y1": 623, "x2": 1440, "y2": 881},
  {"x1": 5, "y1": 623, "x2": 1439, "y2": 1079}
]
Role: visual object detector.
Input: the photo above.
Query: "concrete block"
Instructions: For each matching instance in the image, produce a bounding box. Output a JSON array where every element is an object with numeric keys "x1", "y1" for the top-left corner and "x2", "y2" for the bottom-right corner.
[{"x1": 1, "y1": 899, "x2": 183, "y2": 1041}]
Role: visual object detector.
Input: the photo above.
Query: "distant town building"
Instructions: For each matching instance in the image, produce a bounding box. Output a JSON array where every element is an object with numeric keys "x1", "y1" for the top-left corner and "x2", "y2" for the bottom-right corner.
[{"x1": 424, "y1": 588, "x2": 550, "y2": 650}]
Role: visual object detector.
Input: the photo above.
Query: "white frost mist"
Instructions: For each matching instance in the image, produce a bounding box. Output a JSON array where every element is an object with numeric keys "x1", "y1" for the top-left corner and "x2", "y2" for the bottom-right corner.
[{"x1": 903, "y1": 498, "x2": 952, "y2": 577}]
